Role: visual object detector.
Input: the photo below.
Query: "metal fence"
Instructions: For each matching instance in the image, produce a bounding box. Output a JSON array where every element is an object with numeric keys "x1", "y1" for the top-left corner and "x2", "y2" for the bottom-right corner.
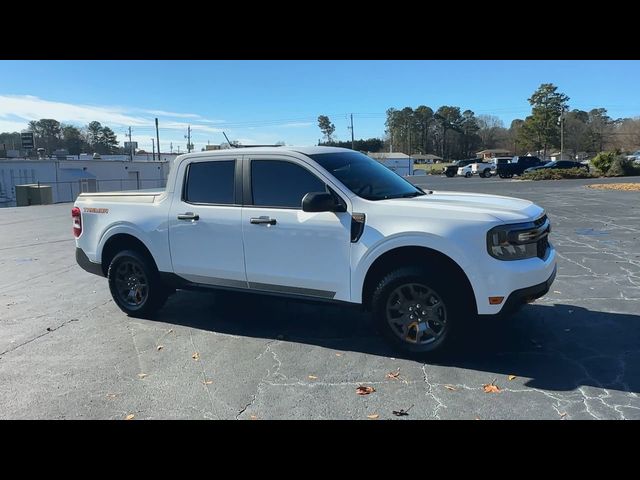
[{"x1": 0, "y1": 177, "x2": 166, "y2": 208}]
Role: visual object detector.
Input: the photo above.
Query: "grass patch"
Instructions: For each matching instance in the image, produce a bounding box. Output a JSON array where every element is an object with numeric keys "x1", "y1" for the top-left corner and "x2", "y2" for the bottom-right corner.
[
  {"x1": 587, "y1": 183, "x2": 640, "y2": 191},
  {"x1": 519, "y1": 167, "x2": 595, "y2": 181},
  {"x1": 414, "y1": 163, "x2": 452, "y2": 173}
]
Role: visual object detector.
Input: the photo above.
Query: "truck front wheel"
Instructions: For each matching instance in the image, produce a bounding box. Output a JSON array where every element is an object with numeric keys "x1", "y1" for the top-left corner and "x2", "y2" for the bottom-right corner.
[
  {"x1": 371, "y1": 267, "x2": 463, "y2": 356},
  {"x1": 108, "y1": 249, "x2": 169, "y2": 318}
]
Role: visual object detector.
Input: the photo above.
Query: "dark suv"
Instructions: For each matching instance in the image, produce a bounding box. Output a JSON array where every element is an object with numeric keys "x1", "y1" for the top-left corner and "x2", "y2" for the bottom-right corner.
[{"x1": 497, "y1": 156, "x2": 543, "y2": 178}]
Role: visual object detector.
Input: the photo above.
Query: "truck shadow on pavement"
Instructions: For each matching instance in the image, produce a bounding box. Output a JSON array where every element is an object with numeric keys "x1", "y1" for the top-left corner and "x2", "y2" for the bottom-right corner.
[{"x1": 157, "y1": 290, "x2": 640, "y2": 395}]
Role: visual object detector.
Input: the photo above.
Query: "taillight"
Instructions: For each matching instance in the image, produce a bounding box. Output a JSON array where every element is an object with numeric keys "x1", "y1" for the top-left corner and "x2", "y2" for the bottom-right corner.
[{"x1": 72, "y1": 207, "x2": 82, "y2": 238}]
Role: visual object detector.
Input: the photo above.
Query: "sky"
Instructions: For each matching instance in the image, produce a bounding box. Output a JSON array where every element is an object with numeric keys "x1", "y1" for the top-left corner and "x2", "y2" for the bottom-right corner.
[{"x1": 0, "y1": 60, "x2": 639, "y2": 153}]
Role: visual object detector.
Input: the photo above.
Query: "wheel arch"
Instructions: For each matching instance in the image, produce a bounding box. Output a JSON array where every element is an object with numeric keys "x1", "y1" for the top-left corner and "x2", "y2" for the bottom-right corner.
[
  {"x1": 100, "y1": 233, "x2": 159, "y2": 277},
  {"x1": 359, "y1": 245, "x2": 477, "y2": 315}
]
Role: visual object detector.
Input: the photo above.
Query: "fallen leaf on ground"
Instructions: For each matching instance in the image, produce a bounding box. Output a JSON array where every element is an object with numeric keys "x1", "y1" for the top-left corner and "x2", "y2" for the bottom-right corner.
[
  {"x1": 508, "y1": 375, "x2": 517, "y2": 381},
  {"x1": 483, "y1": 379, "x2": 501, "y2": 393},
  {"x1": 157, "y1": 345, "x2": 164, "y2": 351},
  {"x1": 444, "y1": 384, "x2": 457, "y2": 391},
  {"x1": 250, "y1": 415, "x2": 258, "y2": 420},
  {"x1": 137, "y1": 373, "x2": 148, "y2": 379},
  {"x1": 386, "y1": 369, "x2": 401, "y2": 380},
  {"x1": 125, "y1": 414, "x2": 135, "y2": 420},
  {"x1": 167, "y1": 329, "x2": 174, "y2": 334},
  {"x1": 587, "y1": 183, "x2": 640, "y2": 191},
  {"x1": 559, "y1": 412, "x2": 567, "y2": 418},
  {"x1": 553, "y1": 290, "x2": 562, "y2": 294},
  {"x1": 308, "y1": 375, "x2": 318, "y2": 380},
  {"x1": 192, "y1": 352, "x2": 200, "y2": 360},
  {"x1": 203, "y1": 380, "x2": 213, "y2": 385},
  {"x1": 367, "y1": 414, "x2": 379, "y2": 419},
  {"x1": 392, "y1": 405, "x2": 414, "y2": 416},
  {"x1": 106, "y1": 393, "x2": 118, "y2": 398},
  {"x1": 356, "y1": 385, "x2": 376, "y2": 395},
  {"x1": 475, "y1": 416, "x2": 481, "y2": 420},
  {"x1": 335, "y1": 353, "x2": 343, "y2": 357}
]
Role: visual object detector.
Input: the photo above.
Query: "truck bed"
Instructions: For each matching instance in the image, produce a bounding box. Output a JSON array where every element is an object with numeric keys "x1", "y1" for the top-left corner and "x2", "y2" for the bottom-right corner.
[{"x1": 77, "y1": 189, "x2": 165, "y2": 203}]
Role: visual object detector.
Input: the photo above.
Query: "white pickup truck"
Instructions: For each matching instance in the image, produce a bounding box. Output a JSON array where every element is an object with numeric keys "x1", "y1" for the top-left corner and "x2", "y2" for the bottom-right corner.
[{"x1": 73, "y1": 146, "x2": 556, "y2": 355}]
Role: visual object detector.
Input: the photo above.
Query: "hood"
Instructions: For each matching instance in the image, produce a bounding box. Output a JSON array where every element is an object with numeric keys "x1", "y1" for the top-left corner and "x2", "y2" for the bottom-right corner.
[{"x1": 372, "y1": 190, "x2": 543, "y2": 223}]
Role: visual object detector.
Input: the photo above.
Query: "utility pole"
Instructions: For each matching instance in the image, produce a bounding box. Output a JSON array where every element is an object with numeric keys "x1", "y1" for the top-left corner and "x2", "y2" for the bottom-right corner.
[
  {"x1": 170, "y1": 142, "x2": 173, "y2": 154},
  {"x1": 350, "y1": 113, "x2": 355, "y2": 150},
  {"x1": 151, "y1": 138, "x2": 155, "y2": 161},
  {"x1": 127, "y1": 126, "x2": 133, "y2": 162},
  {"x1": 185, "y1": 125, "x2": 192, "y2": 153},
  {"x1": 559, "y1": 107, "x2": 565, "y2": 161},
  {"x1": 155, "y1": 118, "x2": 161, "y2": 162}
]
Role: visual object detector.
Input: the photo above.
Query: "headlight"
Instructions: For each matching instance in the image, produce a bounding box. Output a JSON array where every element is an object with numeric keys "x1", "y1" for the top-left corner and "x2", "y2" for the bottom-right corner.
[{"x1": 487, "y1": 215, "x2": 550, "y2": 261}]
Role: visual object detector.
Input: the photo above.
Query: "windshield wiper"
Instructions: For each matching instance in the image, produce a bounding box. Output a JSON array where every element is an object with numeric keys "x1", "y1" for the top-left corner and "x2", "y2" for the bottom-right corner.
[{"x1": 399, "y1": 191, "x2": 426, "y2": 198}]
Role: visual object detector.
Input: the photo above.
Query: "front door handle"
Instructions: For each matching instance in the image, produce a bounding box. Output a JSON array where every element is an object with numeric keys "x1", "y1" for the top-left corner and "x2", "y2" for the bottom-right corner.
[
  {"x1": 250, "y1": 216, "x2": 277, "y2": 225},
  {"x1": 177, "y1": 212, "x2": 199, "y2": 221}
]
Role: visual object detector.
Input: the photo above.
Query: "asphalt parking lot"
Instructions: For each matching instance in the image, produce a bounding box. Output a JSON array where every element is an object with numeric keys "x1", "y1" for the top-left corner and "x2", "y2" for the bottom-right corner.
[{"x1": 1, "y1": 175, "x2": 640, "y2": 419}]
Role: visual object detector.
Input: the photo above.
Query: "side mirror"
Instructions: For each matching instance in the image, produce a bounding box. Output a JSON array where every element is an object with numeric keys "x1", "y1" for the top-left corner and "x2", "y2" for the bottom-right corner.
[{"x1": 302, "y1": 192, "x2": 346, "y2": 213}]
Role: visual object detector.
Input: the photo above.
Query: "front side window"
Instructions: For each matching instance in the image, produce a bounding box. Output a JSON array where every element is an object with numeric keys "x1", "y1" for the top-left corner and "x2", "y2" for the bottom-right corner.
[
  {"x1": 251, "y1": 160, "x2": 326, "y2": 208},
  {"x1": 309, "y1": 151, "x2": 424, "y2": 201},
  {"x1": 184, "y1": 160, "x2": 235, "y2": 204}
]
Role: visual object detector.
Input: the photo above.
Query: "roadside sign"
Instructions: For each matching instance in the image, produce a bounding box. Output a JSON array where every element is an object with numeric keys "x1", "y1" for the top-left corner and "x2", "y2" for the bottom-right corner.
[{"x1": 21, "y1": 132, "x2": 35, "y2": 149}]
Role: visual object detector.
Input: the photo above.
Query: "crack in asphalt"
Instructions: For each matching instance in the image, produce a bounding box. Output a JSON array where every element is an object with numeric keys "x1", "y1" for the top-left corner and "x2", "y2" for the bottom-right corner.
[
  {"x1": 0, "y1": 299, "x2": 112, "y2": 359},
  {"x1": 0, "y1": 317, "x2": 79, "y2": 358}
]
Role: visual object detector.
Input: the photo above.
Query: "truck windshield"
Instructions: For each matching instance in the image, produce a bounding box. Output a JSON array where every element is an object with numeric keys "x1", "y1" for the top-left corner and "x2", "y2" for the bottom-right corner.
[{"x1": 308, "y1": 151, "x2": 425, "y2": 201}]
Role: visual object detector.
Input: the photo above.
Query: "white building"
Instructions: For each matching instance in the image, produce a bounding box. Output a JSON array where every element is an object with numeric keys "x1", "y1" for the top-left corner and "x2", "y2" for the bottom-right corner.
[
  {"x1": 0, "y1": 158, "x2": 171, "y2": 208},
  {"x1": 366, "y1": 152, "x2": 414, "y2": 176}
]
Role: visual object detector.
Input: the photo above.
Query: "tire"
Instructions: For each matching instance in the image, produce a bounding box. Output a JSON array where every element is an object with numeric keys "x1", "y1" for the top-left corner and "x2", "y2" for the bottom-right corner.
[
  {"x1": 498, "y1": 173, "x2": 506, "y2": 178},
  {"x1": 108, "y1": 249, "x2": 169, "y2": 318},
  {"x1": 464, "y1": 171, "x2": 472, "y2": 178},
  {"x1": 482, "y1": 169, "x2": 491, "y2": 178},
  {"x1": 371, "y1": 266, "x2": 469, "y2": 357},
  {"x1": 445, "y1": 170, "x2": 455, "y2": 178}
]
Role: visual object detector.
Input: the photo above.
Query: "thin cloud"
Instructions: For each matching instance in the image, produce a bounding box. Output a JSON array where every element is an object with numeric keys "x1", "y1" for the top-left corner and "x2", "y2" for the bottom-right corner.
[
  {"x1": 0, "y1": 94, "x2": 149, "y2": 126},
  {"x1": 280, "y1": 122, "x2": 313, "y2": 128},
  {"x1": 142, "y1": 109, "x2": 204, "y2": 119}
]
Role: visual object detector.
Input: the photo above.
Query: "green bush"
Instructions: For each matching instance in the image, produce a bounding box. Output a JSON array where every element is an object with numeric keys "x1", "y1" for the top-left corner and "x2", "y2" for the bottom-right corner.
[
  {"x1": 429, "y1": 167, "x2": 444, "y2": 175},
  {"x1": 605, "y1": 157, "x2": 640, "y2": 177},
  {"x1": 520, "y1": 167, "x2": 595, "y2": 181},
  {"x1": 591, "y1": 151, "x2": 618, "y2": 174}
]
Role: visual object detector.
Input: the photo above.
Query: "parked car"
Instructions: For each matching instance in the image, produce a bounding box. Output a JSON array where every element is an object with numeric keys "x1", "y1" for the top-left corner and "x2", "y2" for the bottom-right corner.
[
  {"x1": 524, "y1": 160, "x2": 590, "y2": 174},
  {"x1": 73, "y1": 146, "x2": 556, "y2": 356},
  {"x1": 626, "y1": 150, "x2": 640, "y2": 163},
  {"x1": 497, "y1": 156, "x2": 544, "y2": 178},
  {"x1": 457, "y1": 164, "x2": 474, "y2": 178},
  {"x1": 444, "y1": 158, "x2": 479, "y2": 177},
  {"x1": 471, "y1": 161, "x2": 494, "y2": 178}
]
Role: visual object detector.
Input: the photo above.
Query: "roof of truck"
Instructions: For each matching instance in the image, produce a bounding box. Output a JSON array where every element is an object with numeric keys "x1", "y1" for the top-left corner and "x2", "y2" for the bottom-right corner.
[{"x1": 175, "y1": 145, "x2": 353, "y2": 161}]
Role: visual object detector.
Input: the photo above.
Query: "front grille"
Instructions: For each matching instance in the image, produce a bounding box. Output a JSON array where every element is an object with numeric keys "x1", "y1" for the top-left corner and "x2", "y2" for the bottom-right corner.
[{"x1": 537, "y1": 235, "x2": 549, "y2": 259}]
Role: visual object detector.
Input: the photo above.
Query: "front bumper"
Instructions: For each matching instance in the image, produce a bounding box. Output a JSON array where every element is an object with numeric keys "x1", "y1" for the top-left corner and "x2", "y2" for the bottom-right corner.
[
  {"x1": 76, "y1": 247, "x2": 105, "y2": 277},
  {"x1": 494, "y1": 263, "x2": 556, "y2": 317}
]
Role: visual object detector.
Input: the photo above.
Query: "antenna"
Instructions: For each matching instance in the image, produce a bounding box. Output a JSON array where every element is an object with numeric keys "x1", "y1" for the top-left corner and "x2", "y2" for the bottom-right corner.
[{"x1": 222, "y1": 131, "x2": 235, "y2": 148}]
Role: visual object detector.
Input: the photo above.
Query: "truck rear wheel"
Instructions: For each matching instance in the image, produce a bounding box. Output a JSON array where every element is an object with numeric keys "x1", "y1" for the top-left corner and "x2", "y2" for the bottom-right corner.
[
  {"x1": 371, "y1": 267, "x2": 466, "y2": 357},
  {"x1": 108, "y1": 249, "x2": 169, "y2": 318},
  {"x1": 445, "y1": 170, "x2": 455, "y2": 178}
]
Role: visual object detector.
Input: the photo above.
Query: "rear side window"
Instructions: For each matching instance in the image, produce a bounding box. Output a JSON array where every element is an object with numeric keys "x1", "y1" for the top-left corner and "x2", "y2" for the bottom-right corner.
[
  {"x1": 185, "y1": 160, "x2": 235, "y2": 204},
  {"x1": 251, "y1": 160, "x2": 325, "y2": 208}
]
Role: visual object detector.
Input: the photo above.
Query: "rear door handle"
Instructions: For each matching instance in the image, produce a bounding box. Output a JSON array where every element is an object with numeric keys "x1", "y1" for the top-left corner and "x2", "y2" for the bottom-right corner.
[
  {"x1": 250, "y1": 216, "x2": 277, "y2": 225},
  {"x1": 177, "y1": 212, "x2": 199, "y2": 221}
]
